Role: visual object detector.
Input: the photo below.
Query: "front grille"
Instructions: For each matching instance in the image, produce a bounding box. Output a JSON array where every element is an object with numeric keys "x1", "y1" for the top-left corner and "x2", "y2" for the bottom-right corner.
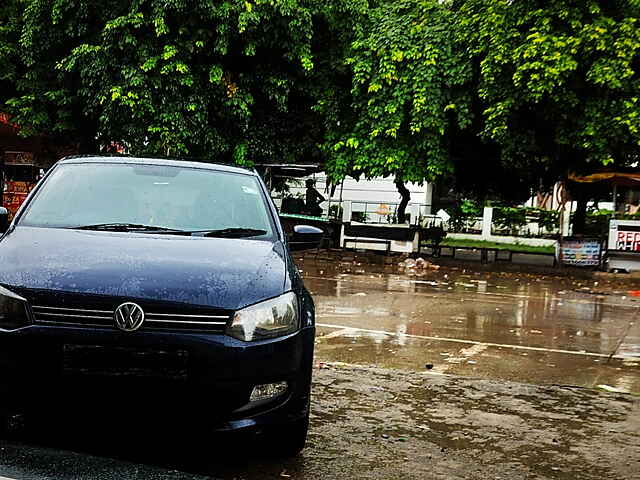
[
  {"x1": 32, "y1": 305, "x2": 113, "y2": 327},
  {"x1": 31, "y1": 305, "x2": 230, "y2": 333},
  {"x1": 145, "y1": 311, "x2": 230, "y2": 331}
]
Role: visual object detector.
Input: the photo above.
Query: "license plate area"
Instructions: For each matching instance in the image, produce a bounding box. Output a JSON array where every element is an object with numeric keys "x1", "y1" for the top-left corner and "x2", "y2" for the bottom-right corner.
[{"x1": 63, "y1": 344, "x2": 188, "y2": 380}]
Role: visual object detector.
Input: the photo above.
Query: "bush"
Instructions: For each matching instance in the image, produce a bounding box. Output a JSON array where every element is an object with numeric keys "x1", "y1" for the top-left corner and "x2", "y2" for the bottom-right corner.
[
  {"x1": 493, "y1": 207, "x2": 528, "y2": 235},
  {"x1": 447, "y1": 199, "x2": 483, "y2": 233},
  {"x1": 532, "y1": 208, "x2": 560, "y2": 233},
  {"x1": 493, "y1": 206, "x2": 559, "y2": 237},
  {"x1": 581, "y1": 209, "x2": 640, "y2": 237}
]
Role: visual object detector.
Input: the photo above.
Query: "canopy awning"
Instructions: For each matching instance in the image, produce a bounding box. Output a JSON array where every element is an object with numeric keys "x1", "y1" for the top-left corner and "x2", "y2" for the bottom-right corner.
[
  {"x1": 568, "y1": 172, "x2": 640, "y2": 187},
  {"x1": 256, "y1": 163, "x2": 323, "y2": 178}
]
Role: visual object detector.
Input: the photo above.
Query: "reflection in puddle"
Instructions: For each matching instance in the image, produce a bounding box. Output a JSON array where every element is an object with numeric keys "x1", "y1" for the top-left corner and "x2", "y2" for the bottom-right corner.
[{"x1": 299, "y1": 257, "x2": 640, "y2": 393}]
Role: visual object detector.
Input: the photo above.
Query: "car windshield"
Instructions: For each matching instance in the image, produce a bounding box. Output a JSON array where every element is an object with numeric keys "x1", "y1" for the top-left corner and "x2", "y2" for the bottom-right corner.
[{"x1": 18, "y1": 162, "x2": 274, "y2": 238}]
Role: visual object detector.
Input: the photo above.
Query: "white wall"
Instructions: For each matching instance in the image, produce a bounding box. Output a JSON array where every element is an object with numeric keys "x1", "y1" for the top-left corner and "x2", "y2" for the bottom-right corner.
[{"x1": 280, "y1": 174, "x2": 432, "y2": 215}]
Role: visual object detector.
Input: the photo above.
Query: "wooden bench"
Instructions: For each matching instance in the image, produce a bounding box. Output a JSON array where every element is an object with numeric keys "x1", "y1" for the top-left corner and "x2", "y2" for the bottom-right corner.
[{"x1": 422, "y1": 244, "x2": 556, "y2": 266}]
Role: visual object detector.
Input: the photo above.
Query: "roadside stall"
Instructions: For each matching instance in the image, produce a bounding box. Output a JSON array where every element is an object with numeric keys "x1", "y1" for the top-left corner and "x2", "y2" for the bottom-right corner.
[
  {"x1": 568, "y1": 171, "x2": 640, "y2": 271},
  {"x1": 256, "y1": 163, "x2": 341, "y2": 247},
  {"x1": 606, "y1": 220, "x2": 640, "y2": 272},
  {"x1": 2, "y1": 151, "x2": 39, "y2": 220}
]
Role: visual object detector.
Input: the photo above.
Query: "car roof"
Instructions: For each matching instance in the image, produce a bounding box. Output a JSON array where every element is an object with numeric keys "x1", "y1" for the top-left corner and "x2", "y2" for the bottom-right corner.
[{"x1": 57, "y1": 155, "x2": 257, "y2": 176}]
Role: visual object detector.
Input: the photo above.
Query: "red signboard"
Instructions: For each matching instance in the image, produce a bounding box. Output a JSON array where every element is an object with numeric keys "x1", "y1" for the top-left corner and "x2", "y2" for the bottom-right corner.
[
  {"x1": 3, "y1": 181, "x2": 36, "y2": 220},
  {"x1": 616, "y1": 231, "x2": 640, "y2": 251}
]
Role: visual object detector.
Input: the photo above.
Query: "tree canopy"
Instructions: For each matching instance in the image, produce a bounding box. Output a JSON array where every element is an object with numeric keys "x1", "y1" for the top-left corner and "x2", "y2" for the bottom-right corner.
[
  {"x1": 2, "y1": 0, "x2": 639, "y2": 203},
  {"x1": 321, "y1": 0, "x2": 473, "y2": 184},
  {"x1": 322, "y1": 0, "x2": 640, "y2": 200},
  {"x1": 4, "y1": 0, "x2": 366, "y2": 163},
  {"x1": 456, "y1": 0, "x2": 640, "y2": 179},
  {"x1": 0, "y1": 0, "x2": 21, "y2": 108}
]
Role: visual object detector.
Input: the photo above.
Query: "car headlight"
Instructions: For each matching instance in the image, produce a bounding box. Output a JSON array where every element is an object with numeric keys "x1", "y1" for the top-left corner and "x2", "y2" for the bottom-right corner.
[
  {"x1": 0, "y1": 285, "x2": 30, "y2": 331},
  {"x1": 227, "y1": 292, "x2": 299, "y2": 342}
]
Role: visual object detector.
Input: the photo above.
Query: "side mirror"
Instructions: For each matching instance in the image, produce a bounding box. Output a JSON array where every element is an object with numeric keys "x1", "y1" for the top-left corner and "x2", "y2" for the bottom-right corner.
[
  {"x1": 289, "y1": 225, "x2": 324, "y2": 251},
  {"x1": 0, "y1": 207, "x2": 9, "y2": 234}
]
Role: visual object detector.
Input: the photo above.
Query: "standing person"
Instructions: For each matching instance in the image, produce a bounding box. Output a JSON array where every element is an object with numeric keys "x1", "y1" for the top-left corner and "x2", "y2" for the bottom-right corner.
[{"x1": 305, "y1": 179, "x2": 325, "y2": 217}]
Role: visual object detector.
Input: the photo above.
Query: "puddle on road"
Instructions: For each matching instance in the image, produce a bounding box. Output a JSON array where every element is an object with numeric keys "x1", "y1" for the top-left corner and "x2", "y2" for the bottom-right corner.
[
  {"x1": 317, "y1": 332, "x2": 640, "y2": 393},
  {"x1": 297, "y1": 253, "x2": 640, "y2": 393}
]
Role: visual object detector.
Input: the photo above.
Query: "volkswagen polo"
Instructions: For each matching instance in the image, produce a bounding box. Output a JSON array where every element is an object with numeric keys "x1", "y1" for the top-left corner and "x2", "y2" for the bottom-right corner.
[{"x1": 0, "y1": 156, "x2": 318, "y2": 455}]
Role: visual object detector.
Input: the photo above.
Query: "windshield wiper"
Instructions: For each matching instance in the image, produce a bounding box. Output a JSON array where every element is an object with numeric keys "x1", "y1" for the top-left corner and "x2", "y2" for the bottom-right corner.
[
  {"x1": 69, "y1": 223, "x2": 189, "y2": 234},
  {"x1": 194, "y1": 228, "x2": 268, "y2": 238},
  {"x1": 69, "y1": 224, "x2": 266, "y2": 238}
]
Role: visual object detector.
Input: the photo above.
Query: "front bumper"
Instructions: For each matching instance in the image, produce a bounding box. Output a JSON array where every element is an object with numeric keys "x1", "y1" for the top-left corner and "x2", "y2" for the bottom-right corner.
[{"x1": 0, "y1": 324, "x2": 315, "y2": 431}]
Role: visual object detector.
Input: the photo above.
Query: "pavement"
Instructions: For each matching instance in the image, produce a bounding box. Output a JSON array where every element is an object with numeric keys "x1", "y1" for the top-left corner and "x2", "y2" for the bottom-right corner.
[
  {"x1": 302, "y1": 251, "x2": 640, "y2": 393},
  {"x1": 0, "y1": 251, "x2": 639, "y2": 479},
  {"x1": 0, "y1": 365, "x2": 637, "y2": 479}
]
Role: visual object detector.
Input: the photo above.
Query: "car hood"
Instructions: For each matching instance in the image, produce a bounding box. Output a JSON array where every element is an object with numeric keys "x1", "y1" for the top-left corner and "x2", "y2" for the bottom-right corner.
[{"x1": 0, "y1": 227, "x2": 289, "y2": 310}]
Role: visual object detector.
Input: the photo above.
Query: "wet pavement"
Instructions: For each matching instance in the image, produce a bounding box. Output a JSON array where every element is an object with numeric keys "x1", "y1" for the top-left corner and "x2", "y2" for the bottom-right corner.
[
  {"x1": 0, "y1": 365, "x2": 638, "y2": 479},
  {"x1": 1, "y1": 251, "x2": 639, "y2": 479},
  {"x1": 298, "y1": 252, "x2": 640, "y2": 394}
]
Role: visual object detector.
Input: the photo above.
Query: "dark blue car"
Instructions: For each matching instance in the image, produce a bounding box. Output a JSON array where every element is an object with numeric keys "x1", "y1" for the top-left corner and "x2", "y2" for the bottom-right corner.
[{"x1": 0, "y1": 156, "x2": 318, "y2": 455}]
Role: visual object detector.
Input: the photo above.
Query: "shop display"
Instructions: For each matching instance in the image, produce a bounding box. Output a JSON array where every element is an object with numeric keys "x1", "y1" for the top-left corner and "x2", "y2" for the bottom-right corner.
[{"x1": 2, "y1": 151, "x2": 38, "y2": 220}]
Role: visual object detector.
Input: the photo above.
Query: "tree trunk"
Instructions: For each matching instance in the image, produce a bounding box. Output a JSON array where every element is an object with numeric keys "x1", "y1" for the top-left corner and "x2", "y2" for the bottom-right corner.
[
  {"x1": 78, "y1": 132, "x2": 98, "y2": 155},
  {"x1": 572, "y1": 195, "x2": 588, "y2": 236},
  {"x1": 395, "y1": 181, "x2": 411, "y2": 224},
  {"x1": 76, "y1": 116, "x2": 99, "y2": 155}
]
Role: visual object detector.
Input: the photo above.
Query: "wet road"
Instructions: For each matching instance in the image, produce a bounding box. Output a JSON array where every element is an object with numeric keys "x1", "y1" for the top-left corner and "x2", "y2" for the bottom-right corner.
[
  {"x1": 0, "y1": 253, "x2": 639, "y2": 479},
  {"x1": 0, "y1": 365, "x2": 638, "y2": 480},
  {"x1": 299, "y1": 253, "x2": 640, "y2": 394}
]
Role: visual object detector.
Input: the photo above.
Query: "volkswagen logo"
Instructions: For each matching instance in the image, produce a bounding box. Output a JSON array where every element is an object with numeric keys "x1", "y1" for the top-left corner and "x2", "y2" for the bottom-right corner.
[{"x1": 114, "y1": 302, "x2": 145, "y2": 332}]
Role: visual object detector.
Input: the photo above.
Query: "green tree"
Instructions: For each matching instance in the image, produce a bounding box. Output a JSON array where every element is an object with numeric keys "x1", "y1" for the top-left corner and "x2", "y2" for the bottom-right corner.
[
  {"x1": 456, "y1": 0, "x2": 640, "y2": 170},
  {"x1": 322, "y1": 0, "x2": 473, "y2": 185},
  {"x1": 4, "y1": 0, "x2": 365, "y2": 163},
  {"x1": 318, "y1": 0, "x2": 537, "y2": 207},
  {"x1": 322, "y1": 0, "x2": 640, "y2": 212},
  {"x1": 454, "y1": 0, "x2": 640, "y2": 229},
  {"x1": 0, "y1": 0, "x2": 20, "y2": 107}
]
